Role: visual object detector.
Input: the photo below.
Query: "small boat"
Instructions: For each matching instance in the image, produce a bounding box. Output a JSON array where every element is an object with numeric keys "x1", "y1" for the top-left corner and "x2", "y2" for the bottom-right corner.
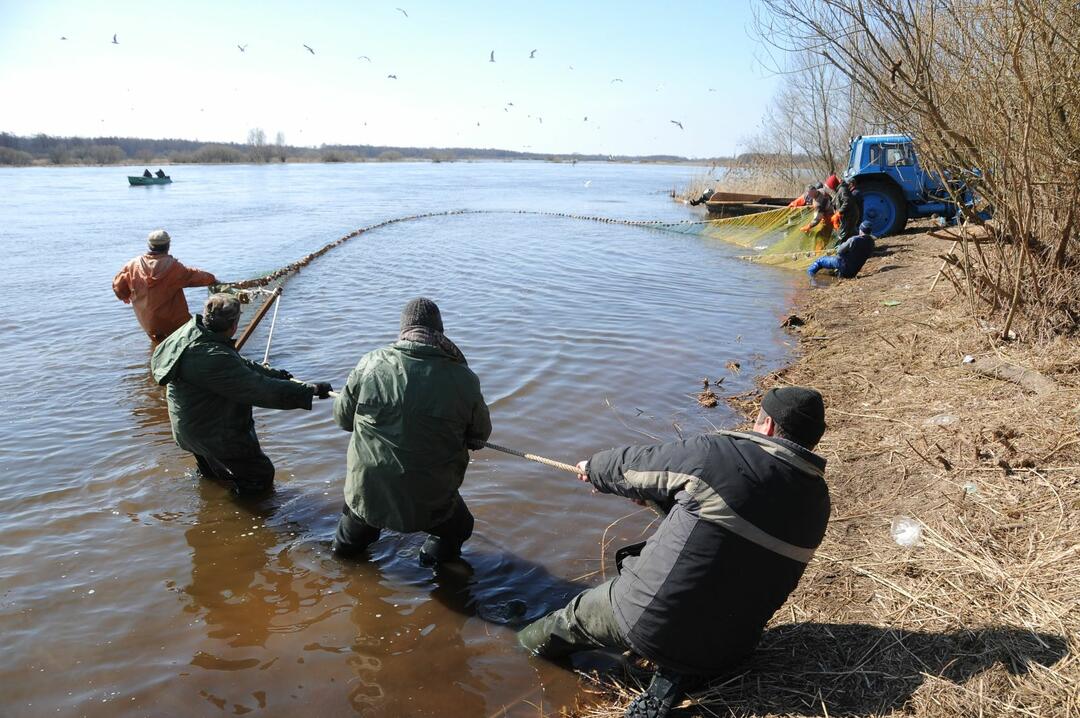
[
  {"x1": 128, "y1": 175, "x2": 172, "y2": 186},
  {"x1": 703, "y1": 191, "x2": 791, "y2": 218}
]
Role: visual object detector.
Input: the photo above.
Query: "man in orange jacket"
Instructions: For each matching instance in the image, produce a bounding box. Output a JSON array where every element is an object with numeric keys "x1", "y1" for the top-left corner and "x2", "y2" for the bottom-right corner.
[{"x1": 113, "y1": 230, "x2": 218, "y2": 342}]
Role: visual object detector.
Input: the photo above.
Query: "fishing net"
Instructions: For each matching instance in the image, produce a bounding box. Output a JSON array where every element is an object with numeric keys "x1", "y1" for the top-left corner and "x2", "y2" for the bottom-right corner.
[
  {"x1": 209, "y1": 206, "x2": 833, "y2": 335},
  {"x1": 637, "y1": 206, "x2": 834, "y2": 269}
]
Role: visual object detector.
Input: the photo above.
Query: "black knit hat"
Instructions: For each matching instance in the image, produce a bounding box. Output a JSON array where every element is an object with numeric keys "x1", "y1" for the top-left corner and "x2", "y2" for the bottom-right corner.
[
  {"x1": 400, "y1": 297, "x2": 444, "y2": 333},
  {"x1": 762, "y1": 386, "x2": 826, "y2": 448}
]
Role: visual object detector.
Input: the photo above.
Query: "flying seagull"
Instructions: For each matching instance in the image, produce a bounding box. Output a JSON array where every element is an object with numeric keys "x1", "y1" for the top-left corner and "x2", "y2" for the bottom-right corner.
[
  {"x1": 357, "y1": 55, "x2": 371, "y2": 62},
  {"x1": 237, "y1": 44, "x2": 247, "y2": 52},
  {"x1": 583, "y1": 116, "x2": 588, "y2": 121},
  {"x1": 489, "y1": 50, "x2": 495, "y2": 63},
  {"x1": 303, "y1": 44, "x2": 315, "y2": 54},
  {"x1": 396, "y1": 7, "x2": 408, "y2": 17},
  {"x1": 529, "y1": 49, "x2": 537, "y2": 59},
  {"x1": 708, "y1": 88, "x2": 717, "y2": 92},
  {"x1": 60, "y1": 36, "x2": 68, "y2": 40},
  {"x1": 387, "y1": 74, "x2": 397, "y2": 79},
  {"x1": 112, "y1": 34, "x2": 119, "y2": 44},
  {"x1": 610, "y1": 78, "x2": 623, "y2": 84},
  {"x1": 670, "y1": 120, "x2": 684, "y2": 130}
]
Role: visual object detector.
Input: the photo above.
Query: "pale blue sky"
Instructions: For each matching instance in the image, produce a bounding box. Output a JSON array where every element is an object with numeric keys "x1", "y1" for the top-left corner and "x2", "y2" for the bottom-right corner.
[{"x1": 0, "y1": 0, "x2": 777, "y2": 157}]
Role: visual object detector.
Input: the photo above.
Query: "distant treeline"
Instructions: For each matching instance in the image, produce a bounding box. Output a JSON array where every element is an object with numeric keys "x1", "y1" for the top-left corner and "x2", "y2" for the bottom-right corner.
[{"x1": 0, "y1": 131, "x2": 771, "y2": 167}]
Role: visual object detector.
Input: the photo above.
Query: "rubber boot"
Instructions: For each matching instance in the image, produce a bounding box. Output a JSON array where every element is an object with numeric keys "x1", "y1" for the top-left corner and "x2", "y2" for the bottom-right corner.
[
  {"x1": 419, "y1": 535, "x2": 461, "y2": 567},
  {"x1": 623, "y1": 669, "x2": 685, "y2": 718}
]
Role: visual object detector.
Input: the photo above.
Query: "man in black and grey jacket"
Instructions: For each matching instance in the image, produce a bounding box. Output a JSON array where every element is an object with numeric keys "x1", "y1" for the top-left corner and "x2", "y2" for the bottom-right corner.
[{"x1": 518, "y1": 386, "x2": 831, "y2": 718}]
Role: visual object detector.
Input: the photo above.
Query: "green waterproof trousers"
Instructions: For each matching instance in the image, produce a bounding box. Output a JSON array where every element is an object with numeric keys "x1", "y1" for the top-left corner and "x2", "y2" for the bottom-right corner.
[{"x1": 517, "y1": 579, "x2": 630, "y2": 658}]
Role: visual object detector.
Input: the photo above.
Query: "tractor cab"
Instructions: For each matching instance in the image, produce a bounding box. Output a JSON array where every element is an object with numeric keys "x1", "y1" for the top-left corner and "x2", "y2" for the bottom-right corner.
[{"x1": 844, "y1": 134, "x2": 957, "y2": 236}]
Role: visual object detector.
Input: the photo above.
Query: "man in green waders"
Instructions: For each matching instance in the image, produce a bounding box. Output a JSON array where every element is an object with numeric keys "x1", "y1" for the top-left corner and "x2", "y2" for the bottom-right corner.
[
  {"x1": 331, "y1": 298, "x2": 491, "y2": 565},
  {"x1": 151, "y1": 293, "x2": 333, "y2": 496}
]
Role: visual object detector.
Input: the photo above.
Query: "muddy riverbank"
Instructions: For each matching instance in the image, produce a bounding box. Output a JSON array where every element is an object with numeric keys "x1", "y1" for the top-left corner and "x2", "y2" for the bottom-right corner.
[{"x1": 582, "y1": 222, "x2": 1080, "y2": 717}]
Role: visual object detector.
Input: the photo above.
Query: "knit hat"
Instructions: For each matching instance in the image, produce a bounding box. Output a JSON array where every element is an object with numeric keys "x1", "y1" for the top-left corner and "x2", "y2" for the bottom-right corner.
[
  {"x1": 860, "y1": 220, "x2": 873, "y2": 233},
  {"x1": 204, "y1": 293, "x2": 242, "y2": 331},
  {"x1": 147, "y1": 229, "x2": 171, "y2": 250},
  {"x1": 400, "y1": 297, "x2": 444, "y2": 333},
  {"x1": 762, "y1": 386, "x2": 826, "y2": 448}
]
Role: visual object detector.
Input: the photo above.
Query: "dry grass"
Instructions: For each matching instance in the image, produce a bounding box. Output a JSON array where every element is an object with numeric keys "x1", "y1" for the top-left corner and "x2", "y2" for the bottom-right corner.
[{"x1": 576, "y1": 224, "x2": 1079, "y2": 717}]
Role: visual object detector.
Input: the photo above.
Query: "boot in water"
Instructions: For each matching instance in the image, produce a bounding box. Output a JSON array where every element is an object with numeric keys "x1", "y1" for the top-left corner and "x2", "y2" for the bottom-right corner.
[
  {"x1": 623, "y1": 669, "x2": 685, "y2": 718},
  {"x1": 419, "y1": 535, "x2": 461, "y2": 567}
]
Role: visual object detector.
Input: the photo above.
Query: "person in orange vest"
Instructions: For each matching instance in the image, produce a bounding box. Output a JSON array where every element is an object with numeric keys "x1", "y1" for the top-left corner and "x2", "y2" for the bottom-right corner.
[{"x1": 113, "y1": 230, "x2": 218, "y2": 342}]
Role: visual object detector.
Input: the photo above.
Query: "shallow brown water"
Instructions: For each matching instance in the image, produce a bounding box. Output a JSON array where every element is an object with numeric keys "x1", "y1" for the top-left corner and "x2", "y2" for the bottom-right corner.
[{"x1": 0, "y1": 163, "x2": 802, "y2": 716}]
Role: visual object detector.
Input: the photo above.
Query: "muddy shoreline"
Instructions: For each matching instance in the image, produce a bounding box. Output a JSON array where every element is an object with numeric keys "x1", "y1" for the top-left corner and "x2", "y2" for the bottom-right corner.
[{"x1": 581, "y1": 222, "x2": 1080, "y2": 717}]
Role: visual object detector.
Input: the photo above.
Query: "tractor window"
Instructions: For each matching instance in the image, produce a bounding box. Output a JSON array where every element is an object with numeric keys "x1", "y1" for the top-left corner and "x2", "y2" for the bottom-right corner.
[
  {"x1": 885, "y1": 145, "x2": 913, "y2": 167},
  {"x1": 868, "y1": 144, "x2": 884, "y2": 166}
]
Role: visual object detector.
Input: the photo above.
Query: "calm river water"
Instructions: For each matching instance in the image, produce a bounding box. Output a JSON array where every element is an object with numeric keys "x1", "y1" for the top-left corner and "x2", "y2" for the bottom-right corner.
[{"x1": 0, "y1": 162, "x2": 803, "y2": 716}]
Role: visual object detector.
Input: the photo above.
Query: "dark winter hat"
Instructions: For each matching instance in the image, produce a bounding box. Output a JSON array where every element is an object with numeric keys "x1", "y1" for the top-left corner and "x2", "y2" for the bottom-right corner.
[
  {"x1": 762, "y1": 386, "x2": 826, "y2": 448},
  {"x1": 400, "y1": 297, "x2": 444, "y2": 333},
  {"x1": 860, "y1": 220, "x2": 873, "y2": 233},
  {"x1": 204, "y1": 293, "x2": 242, "y2": 331}
]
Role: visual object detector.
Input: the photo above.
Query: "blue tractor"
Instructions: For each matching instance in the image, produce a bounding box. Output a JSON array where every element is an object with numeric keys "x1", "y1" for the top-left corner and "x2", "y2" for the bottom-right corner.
[{"x1": 844, "y1": 134, "x2": 976, "y2": 236}]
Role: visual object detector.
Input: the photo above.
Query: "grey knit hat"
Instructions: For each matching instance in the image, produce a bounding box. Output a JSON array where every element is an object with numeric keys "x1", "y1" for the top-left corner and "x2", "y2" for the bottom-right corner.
[
  {"x1": 204, "y1": 293, "x2": 242, "y2": 331},
  {"x1": 400, "y1": 297, "x2": 443, "y2": 332},
  {"x1": 147, "y1": 229, "x2": 171, "y2": 250}
]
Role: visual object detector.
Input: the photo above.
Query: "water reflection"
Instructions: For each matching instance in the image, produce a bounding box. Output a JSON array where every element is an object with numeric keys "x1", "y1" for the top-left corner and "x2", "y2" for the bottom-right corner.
[
  {"x1": 122, "y1": 348, "x2": 172, "y2": 443},
  {"x1": 183, "y1": 484, "x2": 286, "y2": 653}
]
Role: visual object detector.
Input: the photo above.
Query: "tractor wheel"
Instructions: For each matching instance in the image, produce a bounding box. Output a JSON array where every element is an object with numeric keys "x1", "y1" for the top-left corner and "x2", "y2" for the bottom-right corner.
[{"x1": 858, "y1": 179, "x2": 908, "y2": 236}]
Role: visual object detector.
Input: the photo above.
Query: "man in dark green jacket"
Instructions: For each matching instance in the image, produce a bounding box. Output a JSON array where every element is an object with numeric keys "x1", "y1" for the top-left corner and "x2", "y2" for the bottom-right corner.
[
  {"x1": 332, "y1": 298, "x2": 491, "y2": 565},
  {"x1": 151, "y1": 293, "x2": 333, "y2": 496}
]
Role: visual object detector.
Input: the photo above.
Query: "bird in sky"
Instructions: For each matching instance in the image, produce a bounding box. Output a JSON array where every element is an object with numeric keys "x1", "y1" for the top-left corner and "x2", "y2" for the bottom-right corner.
[
  {"x1": 538, "y1": 117, "x2": 543, "y2": 124},
  {"x1": 396, "y1": 7, "x2": 408, "y2": 17},
  {"x1": 583, "y1": 116, "x2": 588, "y2": 121},
  {"x1": 610, "y1": 78, "x2": 623, "y2": 83},
  {"x1": 60, "y1": 36, "x2": 68, "y2": 40},
  {"x1": 489, "y1": 50, "x2": 495, "y2": 63},
  {"x1": 357, "y1": 55, "x2": 371, "y2": 62},
  {"x1": 507, "y1": 102, "x2": 514, "y2": 106},
  {"x1": 387, "y1": 74, "x2": 398, "y2": 79},
  {"x1": 112, "y1": 34, "x2": 118, "y2": 44},
  {"x1": 670, "y1": 120, "x2": 684, "y2": 130},
  {"x1": 584, "y1": 180, "x2": 592, "y2": 187},
  {"x1": 529, "y1": 49, "x2": 537, "y2": 59},
  {"x1": 237, "y1": 44, "x2": 247, "y2": 52},
  {"x1": 303, "y1": 44, "x2": 315, "y2": 54}
]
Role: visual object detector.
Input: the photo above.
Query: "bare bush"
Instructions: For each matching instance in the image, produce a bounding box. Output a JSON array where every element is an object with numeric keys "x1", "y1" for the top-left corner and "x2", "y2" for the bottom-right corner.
[
  {"x1": 756, "y1": 0, "x2": 1080, "y2": 340},
  {"x1": 0, "y1": 147, "x2": 34, "y2": 166}
]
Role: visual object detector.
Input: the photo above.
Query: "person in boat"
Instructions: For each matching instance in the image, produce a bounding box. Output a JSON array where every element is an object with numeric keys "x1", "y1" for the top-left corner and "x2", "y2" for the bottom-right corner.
[
  {"x1": 150, "y1": 293, "x2": 333, "y2": 497},
  {"x1": 833, "y1": 177, "x2": 862, "y2": 241},
  {"x1": 808, "y1": 220, "x2": 876, "y2": 278},
  {"x1": 518, "y1": 387, "x2": 830, "y2": 718},
  {"x1": 112, "y1": 229, "x2": 219, "y2": 342},
  {"x1": 155, "y1": 169, "x2": 167, "y2": 178},
  {"x1": 331, "y1": 297, "x2": 491, "y2": 565},
  {"x1": 142, "y1": 169, "x2": 152, "y2": 178}
]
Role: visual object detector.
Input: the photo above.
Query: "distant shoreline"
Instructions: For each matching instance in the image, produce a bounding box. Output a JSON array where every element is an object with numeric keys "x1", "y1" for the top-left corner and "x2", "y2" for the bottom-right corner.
[{"x1": 0, "y1": 157, "x2": 720, "y2": 170}]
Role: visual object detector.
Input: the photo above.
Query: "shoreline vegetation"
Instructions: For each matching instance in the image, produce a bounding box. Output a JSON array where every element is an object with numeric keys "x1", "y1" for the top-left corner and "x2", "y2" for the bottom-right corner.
[
  {"x1": 580, "y1": 224, "x2": 1079, "y2": 717},
  {"x1": 0, "y1": 131, "x2": 800, "y2": 168}
]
